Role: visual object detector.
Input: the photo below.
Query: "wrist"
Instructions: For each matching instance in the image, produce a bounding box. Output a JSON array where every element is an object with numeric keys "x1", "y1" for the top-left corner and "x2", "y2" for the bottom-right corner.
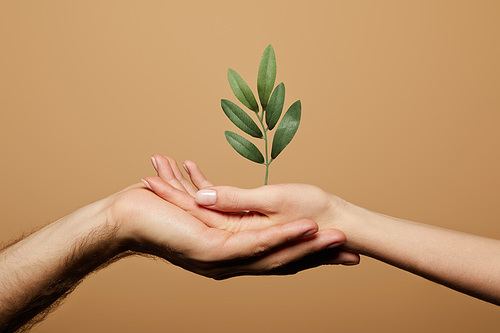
[
  {"x1": 105, "y1": 185, "x2": 159, "y2": 254},
  {"x1": 65, "y1": 196, "x2": 124, "y2": 256},
  {"x1": 322, "y1": 194, "x2": 370, "y2": 251},
  {"x1": 320, "y1": 192, "x2": 349, "y2": 230},
  {"x1": 104, "y1": 189, "x2": 139, "y2": 252}
]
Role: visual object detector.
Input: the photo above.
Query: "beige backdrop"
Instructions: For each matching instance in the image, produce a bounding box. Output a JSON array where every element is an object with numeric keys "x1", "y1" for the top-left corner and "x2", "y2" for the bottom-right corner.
[{"x1": 1, "y1": 1, "x2": 499, "y2": 332}]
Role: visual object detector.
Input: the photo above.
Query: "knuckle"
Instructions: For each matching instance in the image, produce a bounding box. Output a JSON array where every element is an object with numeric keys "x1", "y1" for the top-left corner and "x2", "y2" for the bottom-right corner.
[
  {"x1": 225, "y1": 190, "x2": 241, "y2": 210},
  {"x1": 327, "y1": 229, "x2": 346, "y2": 243},
  {"x1": 252, "y1": 234, "x2": 272, "y2": 256},
  {"x1": 253, "y1": 243, "x2": 270, "y2": 256},
  {"x1": 265, "y1": 192, "x2": 281, "y2": 212},
  {"x1": 269, "y1": 259, "x2": 287, "y2": 271}
]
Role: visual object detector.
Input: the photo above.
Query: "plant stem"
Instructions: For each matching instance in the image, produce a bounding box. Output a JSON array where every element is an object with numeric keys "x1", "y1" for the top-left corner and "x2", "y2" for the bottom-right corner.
[
  {"x1": 264, "y1": 161, "x2": 269, "y2": 185},
  {"x1": 257, "y1": 111, "x2": 271, "y2": 185}
]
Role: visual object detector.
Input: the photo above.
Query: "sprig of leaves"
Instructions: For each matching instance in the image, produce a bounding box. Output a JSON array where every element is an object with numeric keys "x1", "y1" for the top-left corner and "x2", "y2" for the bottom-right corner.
[{"x1": 222, "y1": 44, "x2": 301, "y2": 185}]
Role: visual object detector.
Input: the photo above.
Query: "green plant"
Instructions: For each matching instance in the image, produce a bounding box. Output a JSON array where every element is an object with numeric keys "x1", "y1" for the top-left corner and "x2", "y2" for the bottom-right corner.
[{"x1": 222, "y1": 44, "x2": 301, "y2": 185}]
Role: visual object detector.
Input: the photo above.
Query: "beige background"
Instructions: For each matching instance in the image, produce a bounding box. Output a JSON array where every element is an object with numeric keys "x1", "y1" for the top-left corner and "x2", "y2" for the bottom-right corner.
[{"x1": 1, "y1": 0, "x2": 499, "y2": 332}]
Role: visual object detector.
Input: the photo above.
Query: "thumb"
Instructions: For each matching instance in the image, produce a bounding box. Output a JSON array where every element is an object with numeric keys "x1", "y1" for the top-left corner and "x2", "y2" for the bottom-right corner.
[{"x1": 195, "y1": 186, "x2": 279, "y2": 213}]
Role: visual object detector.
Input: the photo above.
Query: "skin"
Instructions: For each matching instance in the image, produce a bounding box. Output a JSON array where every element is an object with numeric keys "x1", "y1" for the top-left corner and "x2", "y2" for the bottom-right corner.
[
  {"x1": 144, "y1": 155, "x2": 500, "y2": 306},
  {"x1": 0, "y1": 174, "x2": 356, "y2": 332}
]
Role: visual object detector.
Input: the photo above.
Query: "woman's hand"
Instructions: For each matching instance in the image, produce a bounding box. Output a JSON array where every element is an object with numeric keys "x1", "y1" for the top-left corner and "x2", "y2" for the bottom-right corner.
[
  {"x1": 142, "y1": 155, "x2": 349, "y2": 233},
  {"x1": 141, "y1": 155, "x2": 360, "y2": 269},
  {"x1": 141, "y1": 156, "x2": 500, "y2": 305}
]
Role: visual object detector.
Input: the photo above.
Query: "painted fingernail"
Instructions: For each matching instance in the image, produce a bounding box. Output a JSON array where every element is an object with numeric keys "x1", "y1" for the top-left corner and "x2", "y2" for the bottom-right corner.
[
  {"x1": 150, "y1": 156, "x2": 158, "y2": 172},
  {"x1": 195, "y1": 189, "x2": 217, "y2": 205},
  {"x1": 141, "y1": 179, "x2": 152, "y2": 190},
  {"x1": 182, "y1": 163, "x2": 190, "y2": 175}
]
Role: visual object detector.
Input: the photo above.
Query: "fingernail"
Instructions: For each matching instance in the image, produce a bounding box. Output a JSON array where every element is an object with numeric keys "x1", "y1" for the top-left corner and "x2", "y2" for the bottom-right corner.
[
  {"x1": 141, "y1": 179, "x2": 152, "y2": 190},
  {"x1": 302, "y1": 229, "x2": 316, "y2": 237},
  {"x1": 326, "y1": 241, "x2": 343, "y2": 249},
  {"x1": 150, "y1": 156, "x2": 158, "y2": 172},
  {"x1": 182, "y1": 163, "x2": 190, "y2": 175},
  {"x1": 195, "y1": 189, "x2": 217, "y2": 205}
]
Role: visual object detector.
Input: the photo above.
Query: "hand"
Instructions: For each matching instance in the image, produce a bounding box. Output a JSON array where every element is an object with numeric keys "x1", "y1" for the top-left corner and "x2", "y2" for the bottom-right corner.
[
  {"x1": 109, "y1": 183, "x2": 354, "y2": 279},
  {"x1": 0, "y1": 179, "x2": 354, "y2": 331},
  {"x1": 142, "y1": 155, "x2": 360, "y2": 269},
  {"x1": 142, "y1": 155, "x2": 348, "y2": 233}
]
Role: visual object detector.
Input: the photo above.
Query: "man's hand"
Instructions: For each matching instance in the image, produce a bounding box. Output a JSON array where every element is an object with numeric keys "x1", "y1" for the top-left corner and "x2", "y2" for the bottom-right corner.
[
  {"x1": 109, "y1": 183, "x2": 352, "y2": 279},
  {"x1": 0, "y1": 174, "x2": 351, "y2": 331}
]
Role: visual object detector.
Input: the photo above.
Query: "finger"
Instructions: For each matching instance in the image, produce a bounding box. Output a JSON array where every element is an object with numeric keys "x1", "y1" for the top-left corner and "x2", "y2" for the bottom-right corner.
[
  {"x1": 152, "y1": 155, "x2": 187, "y2": 193},
  {"x1": 259, "y1": 249, "x2": 360, "y2": 276},
  {"x1": 245, "y1": 229, "x2": 349, "y2": 273},
  {"x1": 183, "y1": 160, "x2": 214, "y2": 189},
  {"x1": 194, "y1": 186, "x2": 279, "y2": 213},
  {"x1": 142, "y1": 175, "x2": 198, "y2": 213},
  {"x1": 164, "y1": 156, "x2": 198, "y2": 196},
  {"x1": 201, "y1": 219, "x2": 320, "y2": 262},
  {"x1": 214, "y1": 228, "x2": 349, "y2": 279},
  {"x1": 272, "y1": 249, "x2": 360, "y2": 274},
  {"x1": 143, "y1": 175, "x2": 222, "y2": 228},
  {"x1": 330, "y1": 251, "x2": 360, "y2": 266}
]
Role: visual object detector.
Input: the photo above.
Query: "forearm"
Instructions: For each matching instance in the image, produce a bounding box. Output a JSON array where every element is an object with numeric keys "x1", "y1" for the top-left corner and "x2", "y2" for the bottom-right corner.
[
  {"x1": 0, "y1": 198, "x2": 124, "y2": 332},
  {"x1": 336, "y1": 201, "x2": 500, "y2": 304}
]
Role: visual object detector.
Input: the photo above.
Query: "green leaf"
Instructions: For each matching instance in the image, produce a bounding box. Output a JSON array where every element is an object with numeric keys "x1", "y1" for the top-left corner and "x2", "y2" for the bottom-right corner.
[
  {"x1": 265, "y1": 82, "x2": 285, "y2": 130},
  {"x1": 227, "y1": 69, "x2": 259, "y2": 112},
  {"x1": 221, "y1": 100, "x2": 263, "y2": 138},
  {"x1": 271, "y1": 100, "x2": 301, "y2": 159},
  {"x1": 257, "y1": 44, "x2": 277, "y2": 110},
  {"x1": 225, "y1": 131, "x2": 265, "y2": 164}
]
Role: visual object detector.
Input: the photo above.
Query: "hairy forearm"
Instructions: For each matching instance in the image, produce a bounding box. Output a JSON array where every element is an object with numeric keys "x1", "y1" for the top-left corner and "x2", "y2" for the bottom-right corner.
[
  {"x1": 335, "y1": 201, "x2": 500, "y2": 305},
  {"x1": 0, "y1": 198, "x2": 125, "y2": 332}
]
